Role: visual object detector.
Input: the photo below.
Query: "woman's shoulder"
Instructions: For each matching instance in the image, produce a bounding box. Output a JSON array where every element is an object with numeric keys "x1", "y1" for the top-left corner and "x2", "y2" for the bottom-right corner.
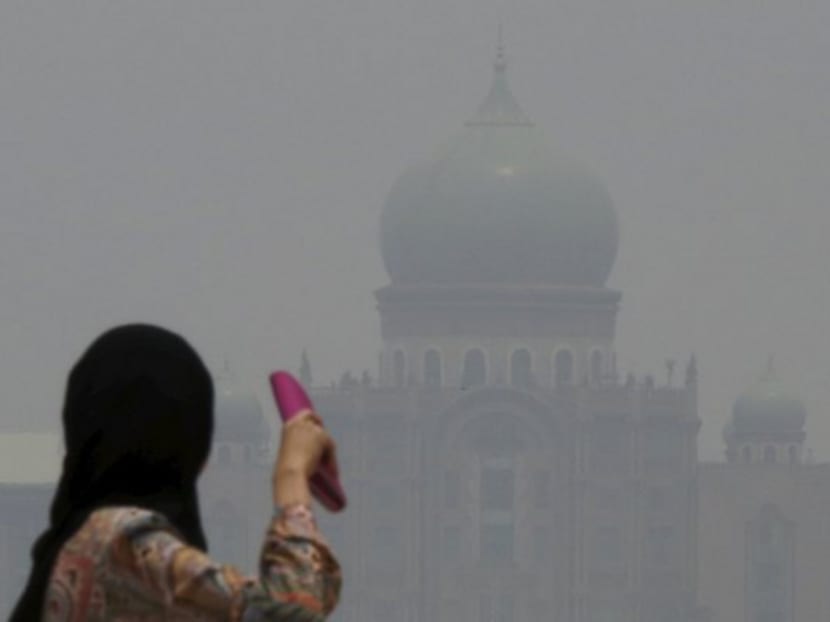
[
  {"x1": 81, "y1": 506, "x2": 189, "y2": 576},
  {"x1": 51, "y1": 507, "x2": 181, "y2": 592},
  {"x1": 87, "y1": 505, "x2": 171, "y2": 530},
  {"x1": 79, "y1": 506, "x2": 179, "y2": 550},
  {"x1": 100, "y1": 506, "x2": 173, "y2": 530}
]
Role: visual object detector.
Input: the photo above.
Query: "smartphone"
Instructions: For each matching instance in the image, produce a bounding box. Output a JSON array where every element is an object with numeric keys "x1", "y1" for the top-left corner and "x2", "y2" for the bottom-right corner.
[{"x1": 268, "y1": 371, "x2": 347, "y2": 512}]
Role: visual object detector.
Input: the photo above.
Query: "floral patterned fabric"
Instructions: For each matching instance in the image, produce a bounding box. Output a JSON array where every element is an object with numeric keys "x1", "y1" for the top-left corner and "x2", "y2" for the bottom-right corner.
[{"x1": 42, "y1": 503, "x2": 341, "y2": 621}]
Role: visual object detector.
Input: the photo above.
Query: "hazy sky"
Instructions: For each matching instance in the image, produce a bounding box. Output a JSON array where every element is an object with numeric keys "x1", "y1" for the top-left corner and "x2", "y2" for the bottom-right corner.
[{"x1": 1, "y1": 1, "x2": 828, "y2": 461}]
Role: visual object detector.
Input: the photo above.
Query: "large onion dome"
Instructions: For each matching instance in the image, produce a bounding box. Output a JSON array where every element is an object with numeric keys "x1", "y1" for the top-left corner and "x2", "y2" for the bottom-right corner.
[{"x1": 380, "y1": 46, "x2": 618, "y2": 287}]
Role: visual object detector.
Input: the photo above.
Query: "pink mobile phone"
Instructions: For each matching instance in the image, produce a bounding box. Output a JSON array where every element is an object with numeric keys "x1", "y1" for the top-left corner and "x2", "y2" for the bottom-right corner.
[{"x1": 268, "y1": 371, "x2": 346, "y2": 512}]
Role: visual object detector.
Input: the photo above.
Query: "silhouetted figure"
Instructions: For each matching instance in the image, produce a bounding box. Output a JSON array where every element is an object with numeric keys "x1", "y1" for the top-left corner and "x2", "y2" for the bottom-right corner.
[{"x1": 11, "y1": 324, "x2": 341, "y2": 621}]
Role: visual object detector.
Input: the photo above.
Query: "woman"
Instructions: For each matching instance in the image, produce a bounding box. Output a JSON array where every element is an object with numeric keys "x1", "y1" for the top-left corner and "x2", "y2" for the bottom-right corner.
[{"x1": 11, "y1": 324, "x2": 341, "y2": 621}]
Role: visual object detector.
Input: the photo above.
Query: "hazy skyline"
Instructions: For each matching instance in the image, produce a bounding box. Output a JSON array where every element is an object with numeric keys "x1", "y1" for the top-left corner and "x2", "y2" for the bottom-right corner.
[{"x1": 1, "y1": 1, "x2": 828, "y2": 461}]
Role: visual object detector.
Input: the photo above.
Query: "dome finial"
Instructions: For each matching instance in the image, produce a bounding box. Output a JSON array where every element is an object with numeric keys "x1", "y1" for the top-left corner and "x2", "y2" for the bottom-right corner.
[{"x1": 466, "y1": 26, "x2": 532, "y2": 127}]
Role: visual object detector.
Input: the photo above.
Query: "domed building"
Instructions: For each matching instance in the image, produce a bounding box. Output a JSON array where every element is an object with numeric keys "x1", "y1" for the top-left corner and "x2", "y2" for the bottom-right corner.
[
  {"x1": 375, "y1": 46, "x2": 624, "y2": 395},
  {"x1": 724, "y1": 365, "x2": 807, "y2": 465},
  {"x1": 312, "y1": 46, "x2": 703, "y2": 622},
  {"x1": 698, "y1": 365, "x2": 830, "y2": 622}
]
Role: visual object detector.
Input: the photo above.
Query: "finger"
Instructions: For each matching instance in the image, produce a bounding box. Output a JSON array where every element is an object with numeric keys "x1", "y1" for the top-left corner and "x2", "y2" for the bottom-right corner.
[
  {"x1": 326, "y1": 441, "x2": 340, "y2": 477},
  {"x1": 320, "y1": 429, "x2": 335, "y2": 453}
]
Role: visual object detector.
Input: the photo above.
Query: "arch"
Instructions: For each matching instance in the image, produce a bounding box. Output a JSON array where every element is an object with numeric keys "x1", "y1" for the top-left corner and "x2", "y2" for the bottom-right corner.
[
  {"x1": 435, "y1": 401, "x2": 555, "y2": 578},
  {"x1": 510, "y1": 348, "x2": 533, "y2": 389},
  {"x1": 590, "y1": 350, "x2": 603, "y2": 384},
  {"x1": 747, "y1": 504, "x2": 794, "y2": 622},
  {"x1": 742, "y1": 445, "x2": 752, "y2": 464},
  {"x1": 554, "y1": 349, "x2": 574, "y2": 388},
  {"x1": 763, "y1": 445, "x2": 777, "y2": 464},
  {"x1": 393, "y1": 349, "x2": 406, "y2": 388},
  {"x1": 461, "y1": 348, "x2": 487, "y2": 388},
  {"x1": 435, "y1": 392, "x2": 557, "y2": 569},
  {"x1": 424, "y1": 349, "x2": 442, "y2": 387},
  {"x1": 436, "y1": 388, "x2": 557, "y2": 463},
  {"x1": 436, "y1": 389, "x2": 558, "y2": 482}
]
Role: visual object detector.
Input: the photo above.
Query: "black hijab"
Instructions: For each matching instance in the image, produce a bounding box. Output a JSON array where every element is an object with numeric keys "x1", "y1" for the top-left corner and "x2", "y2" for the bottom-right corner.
[{"x1": 11, "y1": 324, "x2": 214, "y2": 621}]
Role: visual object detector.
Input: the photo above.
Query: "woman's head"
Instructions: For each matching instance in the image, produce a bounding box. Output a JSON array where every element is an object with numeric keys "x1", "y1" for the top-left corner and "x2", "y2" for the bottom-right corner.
[{"x1": 61, "y1": 324, "x2": 214, "y2": 503}]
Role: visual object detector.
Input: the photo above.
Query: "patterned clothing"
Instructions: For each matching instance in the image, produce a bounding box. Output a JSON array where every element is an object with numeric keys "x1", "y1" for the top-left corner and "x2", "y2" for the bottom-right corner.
[{"x1": 42, "y1": 504, "x2": 341, "y2": 621}]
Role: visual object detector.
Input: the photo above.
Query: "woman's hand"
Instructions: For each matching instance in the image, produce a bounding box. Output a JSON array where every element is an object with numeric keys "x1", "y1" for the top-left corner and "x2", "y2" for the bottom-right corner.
[{"x1": 273, "y1": 412, "x2": 334, "y2": 507}]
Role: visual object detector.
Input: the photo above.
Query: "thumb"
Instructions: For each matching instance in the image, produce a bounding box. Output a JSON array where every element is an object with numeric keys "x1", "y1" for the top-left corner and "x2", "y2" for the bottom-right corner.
[{"x1": 321, "y1": 434, "x2": 338, "y2": 474}]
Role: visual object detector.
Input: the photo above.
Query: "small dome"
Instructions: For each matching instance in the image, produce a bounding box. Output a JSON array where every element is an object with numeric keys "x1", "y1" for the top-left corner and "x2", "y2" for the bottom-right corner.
[
  {"x1": 732, "y1": 369, "x2": 806, "y2": 432},
  {"x1": 380, "y1": 49, "x2": 618, "y2": 287},
  {"x1": 213, "y1": 364, "x2": 270, "y2": 445}
]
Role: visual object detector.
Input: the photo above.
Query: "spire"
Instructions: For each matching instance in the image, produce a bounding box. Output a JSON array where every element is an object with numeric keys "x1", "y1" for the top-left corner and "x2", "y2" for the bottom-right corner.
[
  {"x1": 466, "y1": 29, "x2": 533, "y2": 127},
  {"x1": 758, "y1": 354, "x2": 778, "y2": 385},
  {"x1": 495, "y1": 23, "x2": 506, "y2": 72}
]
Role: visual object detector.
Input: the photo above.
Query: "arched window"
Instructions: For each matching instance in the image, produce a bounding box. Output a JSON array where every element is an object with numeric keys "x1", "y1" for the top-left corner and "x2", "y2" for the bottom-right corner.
[
  {"x1": 479, "y1": 463, "x2": 515, "y2": 563},
  {"x1": 747, "y1": 505, "x2": 794, "y2": 622},
  {"x1": 554, "y1": 349, "x2": 574, "y2": 388},
  {"x1": 591, "y1": 350, "x2": 603, "y2": 384},
  {"x1": 424, "y1": 349, "x2": 442, "y2": 387},
  {"x1": 510, "y1": 349, "x2": 533, "y2": 389},
  {"x1": 788, "y1": 445, "x2": 798, "y2": 465},
  {"x1": 462, "y1": 349, "x2": 486, "y2": 388},
  {"x1": 763, "y1": 445, "x2": 777, "y2": 464},
  {"x1": 742, "y1": 445, "x2": 752, "y2": 464},
  {"x1": 393, "y1": 350, "x2": 406, "y2": 388}
]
